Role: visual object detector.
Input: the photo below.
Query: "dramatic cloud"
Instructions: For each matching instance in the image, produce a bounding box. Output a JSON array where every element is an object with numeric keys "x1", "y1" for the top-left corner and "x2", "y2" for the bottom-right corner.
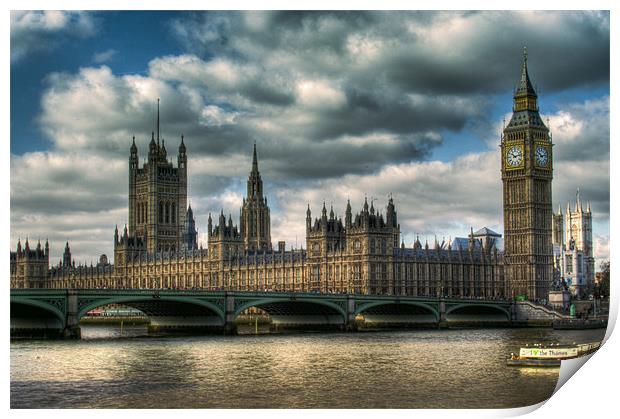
[
  {"x1": 39, "y1": 66, "x2": 203, "y2": 155},
  {"x1": 548, "y1": 96, "x2": 610, "y2": 163},
  {"x1": 10, "y1": 11, "x2": 610, "y2": 264},
  {"x1": 270, "y1": 150, "x2": 504, "y2": 250},
  {"x1": 92, "y1": 48, "x2": 117, "y2": 64},
  {"x1": 10, "y1": 152, "x2": 125, "y2": 263},
  {"x1": 170, "y1": 11, "x2": 609, "y2": 94},
  {"x1": 11, "y1": 11, "x2": 97, "y2": 62}
]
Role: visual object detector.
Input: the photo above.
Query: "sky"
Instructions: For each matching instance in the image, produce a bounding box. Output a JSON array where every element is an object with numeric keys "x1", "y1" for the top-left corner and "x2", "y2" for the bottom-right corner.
[{"x1": 9, "y1": 10, "x2": 610, "y2": 267}]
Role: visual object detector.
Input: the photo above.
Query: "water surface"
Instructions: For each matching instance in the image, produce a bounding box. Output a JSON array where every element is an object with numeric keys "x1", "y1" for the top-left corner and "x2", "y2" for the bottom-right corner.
[{"x1": 11, "y1": 326, "x2": 606, "y2": 408}]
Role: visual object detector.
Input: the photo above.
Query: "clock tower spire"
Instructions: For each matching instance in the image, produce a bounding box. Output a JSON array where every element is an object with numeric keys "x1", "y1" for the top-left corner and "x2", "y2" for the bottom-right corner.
[{"x1": 501, "y1": 48, "x2": 554, "y2": 300}]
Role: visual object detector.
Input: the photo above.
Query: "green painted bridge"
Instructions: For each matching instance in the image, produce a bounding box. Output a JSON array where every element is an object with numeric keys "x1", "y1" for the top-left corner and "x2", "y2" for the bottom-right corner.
[{"x1": 10, "y1": 289, "x2": 514, "y2": 338}]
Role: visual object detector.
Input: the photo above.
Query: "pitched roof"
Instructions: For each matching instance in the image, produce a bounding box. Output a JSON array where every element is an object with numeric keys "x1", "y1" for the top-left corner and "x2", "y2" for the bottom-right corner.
[{"x1": 473, "y1": 227, "x2": 501, "y2": 237}]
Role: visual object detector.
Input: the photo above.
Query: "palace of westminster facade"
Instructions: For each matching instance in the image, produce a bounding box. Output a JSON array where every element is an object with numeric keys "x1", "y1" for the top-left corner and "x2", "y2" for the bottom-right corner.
[{"x1": 10, "y1": 52, "x2": 596, "y2": 300}]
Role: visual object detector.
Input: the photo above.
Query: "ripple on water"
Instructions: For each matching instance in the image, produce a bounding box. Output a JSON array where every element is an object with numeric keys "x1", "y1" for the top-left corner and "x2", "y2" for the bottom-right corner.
[{"x1": 10, "y1": 326, "x2": 605, "y2": 408}]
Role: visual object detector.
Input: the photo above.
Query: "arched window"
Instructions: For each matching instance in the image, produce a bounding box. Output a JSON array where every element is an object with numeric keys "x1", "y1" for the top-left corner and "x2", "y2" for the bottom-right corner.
[
  {"x1": 159, "y1": 202, "x2": 164, "y2": 223},
  {"x1": 165, "y1": 202, "x2": 170, "y2": 224},
  {"x1": 171, "y1": 203, "x2": 176, "y2": 224}
]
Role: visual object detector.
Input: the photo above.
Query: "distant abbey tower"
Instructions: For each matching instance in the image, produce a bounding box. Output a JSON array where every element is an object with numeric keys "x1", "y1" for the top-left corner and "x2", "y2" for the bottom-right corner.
[
  {"x1": 128, "y1": 100, "x2": 188, "y2": 253},
  {"x1": 501, "y1": 49, "x2": 554, "y2": 300},
  {"x1": 552, "y1": 191, "x2": 595, "y2": 296}
]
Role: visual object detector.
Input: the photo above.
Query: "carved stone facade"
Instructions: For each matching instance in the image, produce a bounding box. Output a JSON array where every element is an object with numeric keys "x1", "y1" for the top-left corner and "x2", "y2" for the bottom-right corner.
[
  {"x1": 128, "y1": 100, "x2": 187, "y2": 253},
  {"x1": 501, "y1": 49, "x2": 554, "y2": 300},
  {"x1": 10, "y1": 239, "x2": 49, "y2": 289},
  {"x1": 240, "y1": 144, "x2": 272, "y2": 252},
  {"x1": 15, "y1": 143, "x2": 505, "y2": 298}
]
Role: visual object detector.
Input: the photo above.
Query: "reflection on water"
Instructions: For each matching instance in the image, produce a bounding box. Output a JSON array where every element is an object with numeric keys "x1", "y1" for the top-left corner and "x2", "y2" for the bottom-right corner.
[{"x1": 10, "y1": 326, "x2": 605, "y2": 408}]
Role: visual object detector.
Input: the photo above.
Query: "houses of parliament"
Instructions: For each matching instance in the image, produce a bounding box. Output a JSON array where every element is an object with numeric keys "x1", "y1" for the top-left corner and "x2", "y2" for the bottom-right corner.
[{"x1": 11, "y1": 51, "x2": 592, "y2": 301}]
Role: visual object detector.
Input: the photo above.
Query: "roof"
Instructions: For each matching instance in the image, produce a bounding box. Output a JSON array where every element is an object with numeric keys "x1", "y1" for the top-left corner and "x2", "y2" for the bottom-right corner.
[{"x1": 473, "y1": 227, "x2": 501, "y2": 237}]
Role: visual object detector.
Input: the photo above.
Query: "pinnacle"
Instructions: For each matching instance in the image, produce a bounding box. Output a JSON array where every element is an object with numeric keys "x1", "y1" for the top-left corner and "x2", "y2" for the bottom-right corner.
[
  {"x1": 516, "y1": 46, "x2": 536, "y2": 97},
  {"x1": 252, "y1": 142, "x2": 259, "y2": 172}
]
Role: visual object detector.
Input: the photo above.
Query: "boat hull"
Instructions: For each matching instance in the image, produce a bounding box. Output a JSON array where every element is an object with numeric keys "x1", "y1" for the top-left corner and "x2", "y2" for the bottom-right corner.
[{"x1": 506, "y1": 358, "x2": 561, "y2": 367}]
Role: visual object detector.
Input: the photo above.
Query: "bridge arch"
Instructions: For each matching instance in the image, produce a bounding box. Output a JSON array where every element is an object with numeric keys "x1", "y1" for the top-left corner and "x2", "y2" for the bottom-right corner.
[
  {"x1": 355, "y1": 301, "x2": 440, "y2": 321},
  {"x1": 11, "y1": 298, "x2": 66, "y2": 328},
  {"x1": 77, "y1": 296, "x2": 226, "y2": 323},
  {"x1": 234, "y1": 297, "x2": 348, "y2": 326},
  {"x1": 446, "y1": 303, "x2": 511, "y2": 320}
]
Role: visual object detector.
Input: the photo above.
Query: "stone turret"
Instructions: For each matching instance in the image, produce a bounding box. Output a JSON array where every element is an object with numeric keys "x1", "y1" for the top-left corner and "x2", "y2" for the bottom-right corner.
[
  {"x1": 184, "y1": 204, "x2": 198, "y2": 250},
  {"x1": 208, "y1": 210, "x2": 243, "y2": 261},
  {"x1": 128, "y1": 100, "x2": 187, "y2": 253}
]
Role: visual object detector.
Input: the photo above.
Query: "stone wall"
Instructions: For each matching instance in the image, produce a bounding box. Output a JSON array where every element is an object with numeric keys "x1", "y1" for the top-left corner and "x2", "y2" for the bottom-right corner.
[{"x1": 513, "y1": 301, "x2": 570, "y2": 324}]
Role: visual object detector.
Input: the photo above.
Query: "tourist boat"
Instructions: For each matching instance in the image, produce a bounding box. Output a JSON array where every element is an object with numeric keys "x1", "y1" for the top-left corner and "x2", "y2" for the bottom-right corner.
[{"x1": 506, "y1": 342, "x2": 601, "y2": 367}]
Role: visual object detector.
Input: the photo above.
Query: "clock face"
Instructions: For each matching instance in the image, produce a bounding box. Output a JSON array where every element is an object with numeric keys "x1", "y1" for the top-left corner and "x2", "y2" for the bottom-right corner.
[
  {"x1": 535, "y1": 146, "x2": 548, "y2": 166},
  {"x1": 506, "y1": 145, "x2": 523, "y2": 168}
]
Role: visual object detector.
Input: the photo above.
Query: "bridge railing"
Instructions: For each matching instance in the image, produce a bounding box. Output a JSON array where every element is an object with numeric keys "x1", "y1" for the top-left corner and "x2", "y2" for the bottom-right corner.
[{"x1": 10, "y1": 288, "x2": 512, "y2": 305}]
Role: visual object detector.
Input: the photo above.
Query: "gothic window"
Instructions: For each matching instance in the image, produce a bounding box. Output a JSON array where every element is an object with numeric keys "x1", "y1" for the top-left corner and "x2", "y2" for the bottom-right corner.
[
  {"x1": 381, "y1": 239, "x2": 387, "y2": 255},
  {"x1": 370, "y1": 239, "x2": 375, "y2": 254},
  {"x1": 312, "y1": 242, "x2": 320, "y2": 255},
  {"x1": 171, "y1": 203, "x2": 176, "y2": 224},
  {"x1": 159, "y1": 202, "x2": 164, "y2": 223}
]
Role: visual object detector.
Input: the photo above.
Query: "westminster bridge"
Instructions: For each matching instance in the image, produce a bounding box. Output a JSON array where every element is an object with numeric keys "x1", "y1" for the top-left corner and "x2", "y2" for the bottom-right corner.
[{"x1": 9, "y1": 288, "x2": 531, "y2": 338}]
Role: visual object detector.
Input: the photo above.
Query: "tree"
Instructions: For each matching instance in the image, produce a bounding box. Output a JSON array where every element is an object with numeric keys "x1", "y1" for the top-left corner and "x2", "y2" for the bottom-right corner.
[{"x1": 597, "y1": 261, "x2": 610, "y2": 299}]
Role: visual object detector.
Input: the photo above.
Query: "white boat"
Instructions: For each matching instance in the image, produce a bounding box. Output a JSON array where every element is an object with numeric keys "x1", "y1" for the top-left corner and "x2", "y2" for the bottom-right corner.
[{"x1": 506, "y1": 341, "x2": 600, "y2": 367}]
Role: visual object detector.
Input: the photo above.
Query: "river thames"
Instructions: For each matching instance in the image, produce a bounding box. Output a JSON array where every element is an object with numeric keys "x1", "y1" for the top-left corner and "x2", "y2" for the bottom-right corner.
[{"x1": 10, "y1": 326, "x2": 605, "y2": 409}]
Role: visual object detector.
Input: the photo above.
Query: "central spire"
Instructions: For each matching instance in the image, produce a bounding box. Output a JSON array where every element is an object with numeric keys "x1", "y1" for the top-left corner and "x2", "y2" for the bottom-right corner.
[
  {"x1": 252, "y1": 142, "x2": 259, "y2": 173},
  {"x1": 246, "y1": 142, "x2": 263, "y2": 199},
  {"x1": 156, "y1": 98, "x2": 160, "y2": 146},
  {"x1": 241, "y1": 142, "x2": 272, "y2": 252}
]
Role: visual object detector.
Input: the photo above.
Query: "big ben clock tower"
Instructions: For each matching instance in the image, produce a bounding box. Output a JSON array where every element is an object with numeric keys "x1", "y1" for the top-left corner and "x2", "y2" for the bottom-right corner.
[{"x1": 501, "y1": 48, "x2": 554, "y2": 300}]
